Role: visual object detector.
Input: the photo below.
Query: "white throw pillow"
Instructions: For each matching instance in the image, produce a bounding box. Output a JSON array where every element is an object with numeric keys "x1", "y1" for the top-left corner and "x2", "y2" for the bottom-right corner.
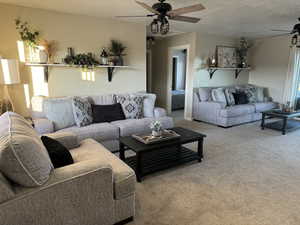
[
  {"x1": 136, "y1": 92, "x2": 156, "y2": 118},
  {"x1": 211, "y1": 88, "x2": 227, "y2": 105},
  {"x1": 43, "y1": 97, "x2": 76, "y2": 131}
]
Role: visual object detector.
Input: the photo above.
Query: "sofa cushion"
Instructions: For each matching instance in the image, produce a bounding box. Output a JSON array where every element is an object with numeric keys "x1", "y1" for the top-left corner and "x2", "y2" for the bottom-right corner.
[
  {"x1": 211, "y1": 88, "x2": 227, "y2": 105},
  {"x1": 58, "y1": 122, "x2": 119, "y2": 142},
  {"x1": 220, "y1": 104, "x2": 255, "y2": 118},
  {"x1": 70, "y1": 139, "x2": 135, "y2": 200},
  {"x1": 111, "y1": 117, "x2": 174, "y2": 137},
  {"x1": 0, "y1": 112, "x2": 53, "y2": 187},
  {"x1": 43, "y1": 97, "x2": 76, "y2": 130},
  {"x1": 198, "y1": 87, "x2": 212, "y2": 102},
  {"x1": 0, "y1": 172, "x2": 14, "y2": 203},
  {"x1": 253, "y1": 102, "x2": 277, "y2": 113},
  {"x1": 89, "y1": 94, "x2": 115, "y2": 105},
  {"x1": 72, "y1": 97, "x2": 93, "y2": 127}
]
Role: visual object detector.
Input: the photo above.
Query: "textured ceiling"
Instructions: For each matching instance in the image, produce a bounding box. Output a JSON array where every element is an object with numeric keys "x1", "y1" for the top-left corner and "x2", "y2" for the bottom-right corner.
[{"x1": 1, "y1": 0, "x2": 300, "y2": 38}]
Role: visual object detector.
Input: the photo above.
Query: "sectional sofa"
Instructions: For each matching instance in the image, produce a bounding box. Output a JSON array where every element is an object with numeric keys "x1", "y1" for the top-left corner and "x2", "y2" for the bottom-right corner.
[
  {"x1": 31, "y1": 93, "x2": 174, "y2": 152},
  {"x1": 192, "y1": 85, "x2": 278, "y2": 127}
]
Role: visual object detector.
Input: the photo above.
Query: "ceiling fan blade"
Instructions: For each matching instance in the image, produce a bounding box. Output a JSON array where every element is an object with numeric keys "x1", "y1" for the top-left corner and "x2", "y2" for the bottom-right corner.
[
  {"x1": 271, "y1": 29, "x2": 291, "y2": 32},
  {"x1": 116, "y1": 15, "x2": 155, "y2": 18},
  {"x1": 169, "y1": 15, "x2": 201, "y2": 23},
  {"x1": 167, "y1": 4, "x2": 205, "y2": 16},
  {"x1": 135, "y1": 1, "x2": 159, "y2": 15}
]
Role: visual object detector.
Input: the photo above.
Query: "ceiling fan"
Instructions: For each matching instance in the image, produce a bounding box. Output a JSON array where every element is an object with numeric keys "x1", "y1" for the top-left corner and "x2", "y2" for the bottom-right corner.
[
  {"x1": 271, "y1": 18, "x2": 300, "y2": 45},
  {"x1": 117, "y1": 0, "x2": 205, "y2": 35}
]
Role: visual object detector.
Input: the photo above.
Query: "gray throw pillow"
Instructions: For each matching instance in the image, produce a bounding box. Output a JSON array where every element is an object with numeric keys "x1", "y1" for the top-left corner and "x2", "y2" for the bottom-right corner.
[
  {"x1": 72, "y1": 97, "x2": 93, "y2": 127},
  {"x1": 256, "y1": 87, "x2": 265, "y2": 102},
  {"x1": 115, "y1": 94, "x2": 144, "y2": 119},
  {"x1": 43, "y1": 97, "x2": 76, "y2": 130},
  {"x1": 211, "y1": 88, "x2": 227, "y2": 105},
  {"x1": 224, "y1": 88, "x2": 236, "y2": 106},
  {"x1": 0, "y1": 112, "x2": 53, "y2": 187}
]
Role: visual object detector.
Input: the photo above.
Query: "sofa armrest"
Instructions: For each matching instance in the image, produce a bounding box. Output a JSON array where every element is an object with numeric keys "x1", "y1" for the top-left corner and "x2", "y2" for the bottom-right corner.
[
  {"x1": 0, "y1": 159, "x2": 114, "y2": 225},
  {"x1": 154, "y1": 107, "x2": 167, "y2": 118},
  {"x1": 33, "y1": 118, "x2": 54, "y2": 134},
  {"x1": 192, "y1": 101, "x2": 226, "y2": 123},
  {"x1": 45, "y1": 132, "x2": 80, "y2": 150}
]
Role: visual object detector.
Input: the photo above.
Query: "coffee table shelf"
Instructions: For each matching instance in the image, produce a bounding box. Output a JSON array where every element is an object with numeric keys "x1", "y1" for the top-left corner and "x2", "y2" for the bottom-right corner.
[
  {"x1": 119, "y1": 127, "x2": 206, "y2": 182},
  {"x1": 124, "y1": 147, "x2": 199, "y2": 177}
]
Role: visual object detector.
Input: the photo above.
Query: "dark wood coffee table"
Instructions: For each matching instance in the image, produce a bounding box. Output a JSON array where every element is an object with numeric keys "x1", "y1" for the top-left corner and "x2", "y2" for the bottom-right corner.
[
  {"x1": 261, "y1": 110, "x2": 300, "y2": 135},
  {"x1": 119, "y1": 127, "x2": 206, "y2": 182}
]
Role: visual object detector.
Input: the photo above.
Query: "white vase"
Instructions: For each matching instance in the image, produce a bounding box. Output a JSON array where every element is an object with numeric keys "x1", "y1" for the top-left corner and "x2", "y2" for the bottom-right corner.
[
  {"x1": 152, "y1": 130, "x2": 162, "y2": 137},
  {"x1": 38, "y1": 50, "x2": 48, "y2": 63}
]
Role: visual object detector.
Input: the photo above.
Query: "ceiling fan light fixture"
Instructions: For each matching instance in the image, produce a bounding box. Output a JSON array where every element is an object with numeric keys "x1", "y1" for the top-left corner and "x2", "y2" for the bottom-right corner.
[
  {"x1": 292, "y1": 34, "x2": 298, "y2": 46},
  {"x1": 160, "y1": 18, "x2": 170, "y2": 35},
  {"x1": 151, "y1": 19, "x2": 159, "y2": 34}
]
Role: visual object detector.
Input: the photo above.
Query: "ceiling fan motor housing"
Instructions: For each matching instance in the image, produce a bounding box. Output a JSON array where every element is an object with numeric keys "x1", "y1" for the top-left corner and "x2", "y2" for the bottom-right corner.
[{"x1": 152, "y1": 2, "x2": 172, "y2": 15}]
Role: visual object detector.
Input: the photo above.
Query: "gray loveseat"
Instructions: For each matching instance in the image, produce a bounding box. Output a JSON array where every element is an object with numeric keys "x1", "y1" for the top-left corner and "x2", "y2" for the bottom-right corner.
[
  {"x1": 0, "y1": 112, "x2": 136, "y2": 225},
  {"x1": 32, "y1": 93, "x2": 174, "y2": 152},
  {"x1": 192, "y1": 85, "x2": 278, "y2": 127}
]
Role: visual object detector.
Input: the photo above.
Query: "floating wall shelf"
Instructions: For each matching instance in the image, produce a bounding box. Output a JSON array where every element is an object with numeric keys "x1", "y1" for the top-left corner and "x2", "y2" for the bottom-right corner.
[
  {"x1": 206, "y1": 67, "x2": 251, "y2": 79},
  {"x1": 25, "y1": 63, "x2": 130, "y2": 82}
]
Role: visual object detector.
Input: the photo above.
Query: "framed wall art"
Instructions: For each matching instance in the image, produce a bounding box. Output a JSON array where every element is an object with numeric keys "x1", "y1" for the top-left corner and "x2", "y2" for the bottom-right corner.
[{"x1": 216, "y1": 46, "x2": 238, "y2": 68}]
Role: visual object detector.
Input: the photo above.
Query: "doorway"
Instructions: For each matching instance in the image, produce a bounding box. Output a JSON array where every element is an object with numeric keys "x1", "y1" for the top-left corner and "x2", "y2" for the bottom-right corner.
[{"x1": 170, "y1": 48, "x2": 187, "y2": 120}]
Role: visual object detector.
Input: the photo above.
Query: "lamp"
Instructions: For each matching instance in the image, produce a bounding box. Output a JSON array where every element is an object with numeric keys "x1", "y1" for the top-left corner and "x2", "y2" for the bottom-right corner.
[
  {"x1": 160, "y1": 18, "x2": 170, "y2": 35},
  {"x1": 0, "y1": 59, "x2": 21, "y2": 113},
  {"x1": 151, "y1": 19, "x2": 159, "y2": 34}
]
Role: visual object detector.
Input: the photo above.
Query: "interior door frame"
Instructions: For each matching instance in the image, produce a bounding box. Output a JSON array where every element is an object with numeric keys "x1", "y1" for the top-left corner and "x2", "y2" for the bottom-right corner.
[{"x1": 167, "y1": 44, "x2": 190, "y2": 118}]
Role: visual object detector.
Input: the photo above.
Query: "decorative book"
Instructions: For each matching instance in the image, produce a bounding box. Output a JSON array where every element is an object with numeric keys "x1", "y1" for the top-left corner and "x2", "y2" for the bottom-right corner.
[{"x1": 132, "y1": 130, "x2": 180, "y2": 145}]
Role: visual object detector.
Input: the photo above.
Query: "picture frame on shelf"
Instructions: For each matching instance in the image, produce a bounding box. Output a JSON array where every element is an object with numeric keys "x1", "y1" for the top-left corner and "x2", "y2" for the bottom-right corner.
[{"x1": 216, "y1": 46, "x2": 238, "y2": 68}]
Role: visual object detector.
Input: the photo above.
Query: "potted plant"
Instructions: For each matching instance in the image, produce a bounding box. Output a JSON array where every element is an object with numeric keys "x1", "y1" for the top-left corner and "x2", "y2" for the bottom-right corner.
[
  {"x1": 150, "y1": 121, "x2": 163, "y2": 137},
  {"x1": 109, "y1": 40, "x2": 126, "y2": 66},
  {"x1": 15, "y1": 18, "x2": 46, "y2": 63},
  {"x1": 237, "y1": 38, "x2": 253, "y2": 68}
]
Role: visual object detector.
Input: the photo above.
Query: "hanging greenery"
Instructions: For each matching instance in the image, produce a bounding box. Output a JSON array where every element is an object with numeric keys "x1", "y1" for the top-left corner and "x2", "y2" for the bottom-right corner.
[{"x1": 15, "y1": 18, "x2": 40, "y2": 47}]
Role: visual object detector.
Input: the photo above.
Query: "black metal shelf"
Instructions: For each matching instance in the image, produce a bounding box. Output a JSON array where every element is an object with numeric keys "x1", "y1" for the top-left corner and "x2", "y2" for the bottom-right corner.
[{"x1": 206, "y1": 67, "x2": 251, "y2": 79}]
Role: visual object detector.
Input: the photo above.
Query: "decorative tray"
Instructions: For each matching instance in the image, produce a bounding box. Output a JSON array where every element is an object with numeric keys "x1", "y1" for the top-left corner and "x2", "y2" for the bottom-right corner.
[{"x1": 132, "y1": 130, "x2": 180, "y2": 145}]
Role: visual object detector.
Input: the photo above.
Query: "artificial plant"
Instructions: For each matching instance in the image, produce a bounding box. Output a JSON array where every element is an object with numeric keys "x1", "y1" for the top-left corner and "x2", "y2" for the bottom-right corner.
[{"x1": 15, "y1": 18, "x2": 40, "y2": 47}]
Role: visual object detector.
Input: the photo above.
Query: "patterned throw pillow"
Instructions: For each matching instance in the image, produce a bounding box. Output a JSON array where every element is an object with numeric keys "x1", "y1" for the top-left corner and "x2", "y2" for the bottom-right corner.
[
  {"x1": 115, "y1": 94, "x2": 144, "y2": 119},
  {"x1": 244, "y1": 85, "x2": 258, "y2": 103},
  {"x1": 72, "y1": 97, "x2": 93, "y2": 127},
  {"x1": 224, "y1": 88, "x2": 236, "y2": 106}
]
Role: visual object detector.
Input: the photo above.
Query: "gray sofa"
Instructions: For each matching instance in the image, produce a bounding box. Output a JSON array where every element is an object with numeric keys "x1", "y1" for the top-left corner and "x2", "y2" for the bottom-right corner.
[
  {"x1": 192, "y1": 85, "x2": 278, "y2": 127},
  {"x1": 0, "y1": 112, "x2": 136, "y2": 225},
  {"x1": 31, "y1": 93, "x2": 174, "y2": 152}
]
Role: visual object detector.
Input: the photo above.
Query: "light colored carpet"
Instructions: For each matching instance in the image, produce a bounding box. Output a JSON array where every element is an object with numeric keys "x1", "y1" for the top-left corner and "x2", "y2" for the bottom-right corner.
[{"x1": 129, "y1": 119, "x2": 300, "y2": 225}]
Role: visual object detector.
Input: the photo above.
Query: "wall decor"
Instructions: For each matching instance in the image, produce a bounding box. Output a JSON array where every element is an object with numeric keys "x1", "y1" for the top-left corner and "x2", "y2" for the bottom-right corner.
[
  {"x1": 100, "y1": 48, "x2": 109, "y2": 65},
  {"x1": 216, "y1": 46, "x2": 237, "y2": 68}
]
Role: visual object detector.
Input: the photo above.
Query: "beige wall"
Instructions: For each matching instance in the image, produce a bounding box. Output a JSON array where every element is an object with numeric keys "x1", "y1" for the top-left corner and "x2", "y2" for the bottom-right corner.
[
  {"x1": 249, "y1": 36, "x2": 290, "y2": 103},
  {"x1": 151, "y1": 32, "x2": 250, "y2": 120},
  {"x1": 151, "y1": 32, "x2": 197, "y2": 119},
  {"x1": 0, "y1": 3, "x2": 146, "y2": 116},
  {"x1": 194, "y1": 33, "x2": 249, "y2": 87}
]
